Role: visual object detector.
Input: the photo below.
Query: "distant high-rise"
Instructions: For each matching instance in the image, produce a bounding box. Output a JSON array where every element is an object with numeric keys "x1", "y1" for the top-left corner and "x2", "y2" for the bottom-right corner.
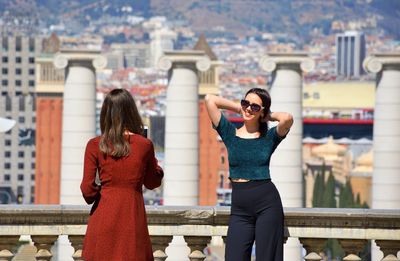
[
  {"x1": 150, "y1": 28, "x2": 177, "y2": 67},
  {"x1": 336, "y1": 31, "x2": 366, "y2": 78},
  {"x1": 0, "y1": 35, "x2": 42, "y2": 204}
]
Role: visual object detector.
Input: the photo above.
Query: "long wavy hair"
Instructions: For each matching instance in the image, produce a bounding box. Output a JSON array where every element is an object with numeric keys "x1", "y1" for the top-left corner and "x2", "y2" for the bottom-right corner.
[
  {"x1": 245, "y1": 88, "x2": 271, "y2": 136},
  {"x1": 99, "y1": 88, "x2": 144, "y2": 157}
]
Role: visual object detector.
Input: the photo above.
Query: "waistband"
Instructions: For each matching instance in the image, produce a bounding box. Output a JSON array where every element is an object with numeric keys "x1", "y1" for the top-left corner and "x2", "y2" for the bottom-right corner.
[{"x1": 231, "y1": 179, "x2": 272, "y2": 189}]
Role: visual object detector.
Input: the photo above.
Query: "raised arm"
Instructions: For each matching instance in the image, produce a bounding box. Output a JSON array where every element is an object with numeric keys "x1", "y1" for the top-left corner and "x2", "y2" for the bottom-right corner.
[
  {"x1": 204, "y1": 94, "x2": 241, "y2": 126},
  {"x1": 269, "y1": 112, "x2": 294, "y2": 137}
]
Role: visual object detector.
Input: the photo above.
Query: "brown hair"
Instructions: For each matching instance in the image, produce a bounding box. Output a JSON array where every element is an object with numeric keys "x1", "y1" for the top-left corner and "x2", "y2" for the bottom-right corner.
[{"x1": 99, "y1": 88, "x2": 144, "y2": 157}]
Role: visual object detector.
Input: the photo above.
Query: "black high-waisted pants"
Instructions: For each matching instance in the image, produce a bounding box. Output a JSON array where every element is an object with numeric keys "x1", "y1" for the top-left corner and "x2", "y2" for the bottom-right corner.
[{"x1": 225, "y1": 179, "x2": 284, "y2": 261}]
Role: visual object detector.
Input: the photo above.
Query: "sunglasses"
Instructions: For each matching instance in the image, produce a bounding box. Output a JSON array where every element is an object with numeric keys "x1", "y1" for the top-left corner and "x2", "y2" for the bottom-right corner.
[{"x1": 240, "y1": 99, "x2": 264, "y2": 113}]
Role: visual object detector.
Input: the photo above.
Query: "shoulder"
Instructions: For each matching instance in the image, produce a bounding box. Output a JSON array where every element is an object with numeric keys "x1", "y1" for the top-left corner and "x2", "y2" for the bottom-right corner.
[
  {"x1": 132, "y1": 134, "x2": 154, "y2": 150},
  {"x1": 267, "y1": 126, "x2": 286, "y2": 141},
  {"x1": 86, "y1": 136, "x2": 101, "y2": 147}
]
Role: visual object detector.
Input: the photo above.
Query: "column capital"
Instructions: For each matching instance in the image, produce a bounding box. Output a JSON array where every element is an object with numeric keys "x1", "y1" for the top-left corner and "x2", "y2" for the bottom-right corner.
[
  {"x1": 259, "y1": 52, "x2": 315, "y2": 73},
  {"x1": 158, "y1": 50, "x2": 211, "y2": 72},
  {"x1": 363, "y1": 53, "x2": 400, "y2": 73},
  {"x1": 53, "y1": 49, "x2": 107, "y2": 70}
]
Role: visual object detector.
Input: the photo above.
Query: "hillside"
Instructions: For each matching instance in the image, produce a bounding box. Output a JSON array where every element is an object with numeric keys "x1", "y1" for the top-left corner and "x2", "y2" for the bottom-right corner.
[{"x1": 1, "y1": 0, "x2": 399, "y2": 42}]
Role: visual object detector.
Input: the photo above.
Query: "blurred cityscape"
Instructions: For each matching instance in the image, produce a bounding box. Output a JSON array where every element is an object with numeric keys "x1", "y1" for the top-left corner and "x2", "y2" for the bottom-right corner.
[{"x1": 0, "y1": 1, "x2": 400, "y2": 259}]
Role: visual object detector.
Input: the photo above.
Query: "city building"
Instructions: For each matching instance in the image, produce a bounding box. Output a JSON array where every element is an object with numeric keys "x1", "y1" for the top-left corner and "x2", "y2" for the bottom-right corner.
[
  {"x1": 149, "y1": 28, "x2": 177, "y2": 67},
  {"x1": 350, "y1": 149, "x2": 372, "y2": 207},
  {"x1": 0, "y1": 35, "x2": 42, "y2": 204},
  {"x1": 34, "y1": 33, "x2": 64, "y2": 204},
  {"x1": 303, "y1": 81, "x2": 374, "y2": 139},
  {"x1": 336, "y1": 31, "x2": 366, "y2": 78},
  {"x1": 105, "y1": 43, "x2": 151, "y2": 70}
]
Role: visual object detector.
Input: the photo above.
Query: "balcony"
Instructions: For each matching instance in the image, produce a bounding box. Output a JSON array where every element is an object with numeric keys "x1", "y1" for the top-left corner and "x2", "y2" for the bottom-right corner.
[{"x1": 0, "y1": 205, "x2": 399, "y2": 260}]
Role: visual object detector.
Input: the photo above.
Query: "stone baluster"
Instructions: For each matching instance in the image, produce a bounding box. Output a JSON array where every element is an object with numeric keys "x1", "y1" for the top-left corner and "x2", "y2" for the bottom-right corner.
[
  {"x1": 375, "y1": 240, "x2": 400, "y2": 261},
  {"x1": 0, "y1": 236, "x2": 19, "y2": 261},
  {"x1": 299, "y1": 238, "x2": 326, "y2": 261},
  {"x1": 151, "y1": 235, "x2": 173, "y2": 261},
  {"x1": 184, "y1": 236, "x2": 212, "y2": 261},
  {"x1": 69, "y1": 235, "x2": 84, "y2": 261},
  {"x1": 32, "y1": 235, "x2": 58, "y2": 261},
  {"x1": 339, "y1": 239, "x2": 367, "y2": 261}
]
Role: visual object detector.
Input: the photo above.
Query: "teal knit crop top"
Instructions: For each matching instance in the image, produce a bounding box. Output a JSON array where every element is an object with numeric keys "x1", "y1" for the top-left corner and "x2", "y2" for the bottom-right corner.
[{"x1": 213, "y1": 114, "x2": 286, "y2": 180}]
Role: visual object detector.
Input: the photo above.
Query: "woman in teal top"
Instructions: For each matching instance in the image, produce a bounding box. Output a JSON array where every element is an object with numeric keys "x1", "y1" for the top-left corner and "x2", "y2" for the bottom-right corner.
[{"x1": 205, "y1": 88, "x2": 293, "y2": 261}]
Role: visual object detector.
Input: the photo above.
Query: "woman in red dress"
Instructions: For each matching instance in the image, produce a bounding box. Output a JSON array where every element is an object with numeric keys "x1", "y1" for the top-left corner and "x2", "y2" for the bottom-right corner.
[{"x1": 80, "y1": 88, "x2": 163, "y2": 261}]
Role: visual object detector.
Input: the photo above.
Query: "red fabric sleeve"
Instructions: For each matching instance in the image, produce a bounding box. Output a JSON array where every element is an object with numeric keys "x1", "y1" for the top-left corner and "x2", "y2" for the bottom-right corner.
[
  {"x1": 143, "y1": 141, "x2": 164, "y2": 190},
  {"x1": 80, "y1": 139, "x2": 101, "y2": 204}
]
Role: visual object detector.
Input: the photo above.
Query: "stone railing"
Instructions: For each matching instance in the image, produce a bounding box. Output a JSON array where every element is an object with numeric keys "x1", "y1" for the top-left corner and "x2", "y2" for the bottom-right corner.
[{"x1": 0, "y1": 205, "x2": 399, "y2": 260}]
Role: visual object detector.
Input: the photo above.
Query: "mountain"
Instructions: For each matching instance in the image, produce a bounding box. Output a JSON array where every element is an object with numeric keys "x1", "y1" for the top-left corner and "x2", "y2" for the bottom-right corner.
[{"x1": 1, "y1": 0, "x2": 399, "y2": 42}]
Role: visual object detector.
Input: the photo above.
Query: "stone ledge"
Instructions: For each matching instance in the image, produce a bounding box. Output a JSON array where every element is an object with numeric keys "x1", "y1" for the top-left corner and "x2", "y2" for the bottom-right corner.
[{"x1": 0, "y1": 206, "x2": 399, "y2": 230}]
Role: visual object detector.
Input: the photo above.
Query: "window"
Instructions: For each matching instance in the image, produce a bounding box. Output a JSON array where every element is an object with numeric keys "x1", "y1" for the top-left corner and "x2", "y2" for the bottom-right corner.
[
  {"x1": 18, "y1": 151, "x2": 24, "y2": 157},
  {"x1": 2, "y1": 56, "x2": 8, "y2": 63},
  {"x1": 18, "y1": 174, "x2": 24, "y2": 181},
  {"x1": 2, "y1": 37, "x2": 8, "y2": 51},
  {"x1": 29, "y1": 38, "x2": 35, "y2": 52},
  {"x1": 18, "y1": 163, "x2": 24, "y2": 169},
  {"x1": 2, "y1": 79, "x2": 8, "y2": 86},
  {"x1": 4, "y1": 163, "x2": 11, "y2": 169},
  {"x1": 5, "y1": 139, "x2": 11, "y2": 146},
  {"x1": 18, "y1": 116, "x2": 25, "y2": 123},
  {"x1": 29, "y1": 57, "x2": 35, "y2": 64},
  {"x1": 313, "y1": 92, "x2": 320, "y2": 99},
  {"x1": 16, "y1": 57, "x2": 22, "y2": 63},
  {"x1": 16, "y1": 36, "x2": 22, "y2": 52},
  {"x1": 4, "y1": 174, "x2": 11, "y2": 182},
  {"x1": 15, "y1": 80, "x2": 22, "y2": 86},
  {"x1": 19, "y1": 96, "x2": 25, "y2": 111},
  {"x1": 31, "y1": 174, "x2": 35, "y2": 181},
  {"x1": 29, "y1": 68, "x2": 34, "y2": 75},
  {"x1": 5, "y1": 151, "x2": 11, "y2": 157},
  {"x1": 303, "y1": 92, "x2": 310, "y2": 99},
  {"x1": 29, "y1": 80, "x2": 34, "y2": 87},
  {"x1": 16, "y1": 68, "x2": 22, "y2": 75},
  {"x1": 31, "y1": 151, "x2": 35, "y2": 157},
  {"x1": 2, "y1": 68, "x2": 8, "y2": 75},
  {"x1": 31, "y1": 162, "x2": 35, "y2": 168}
]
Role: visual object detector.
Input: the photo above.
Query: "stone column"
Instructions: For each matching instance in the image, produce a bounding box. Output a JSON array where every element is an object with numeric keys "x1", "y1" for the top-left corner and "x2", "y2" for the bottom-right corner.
[
  {"x1": 53, "y1": 50, "x2": 106, "y2": 261},
  {"x1": 363, "y1": 54, "x2": 400, "y2": 261},
  {"x1": 158, "y1": 51, "x2": 210, "y2": 261},
  {"x1": 158, "y1": 51, "x2": 211, "y2": 206},
  {"x1": 260, "y1": 53, "x2": 315, "y2": 261}
]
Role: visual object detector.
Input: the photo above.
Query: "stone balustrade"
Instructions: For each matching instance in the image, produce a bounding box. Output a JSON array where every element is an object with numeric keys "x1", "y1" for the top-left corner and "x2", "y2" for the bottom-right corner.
[{"x1": 0, "y1": 205, "x2": 399, "y2": 260}]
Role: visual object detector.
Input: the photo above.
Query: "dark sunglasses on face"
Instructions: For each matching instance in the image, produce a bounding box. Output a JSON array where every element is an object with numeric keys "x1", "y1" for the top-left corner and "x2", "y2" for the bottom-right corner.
[{"x1": 240, "y1": 99, "x2": 264, "y2": 113}]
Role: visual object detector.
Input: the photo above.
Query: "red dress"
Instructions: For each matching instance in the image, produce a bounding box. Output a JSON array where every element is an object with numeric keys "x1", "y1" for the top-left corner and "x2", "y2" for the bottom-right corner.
[{"x1": 80, "y1": 135, "x2": 163, "y2": 261}]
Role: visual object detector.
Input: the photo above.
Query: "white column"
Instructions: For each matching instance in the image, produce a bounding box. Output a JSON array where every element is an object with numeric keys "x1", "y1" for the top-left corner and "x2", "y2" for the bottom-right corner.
[
  {"x1": 53, "y1": 51, "x2": 107, "y2": 261},
  {"x1": 260, "y1": 53, "x2": 315, "y2": 261},
  {"x1": 364, "y1": 54, "x2": 400, "y2": 261},
  {"x1": 158, "y1": 51, "x2": 210, "y2": 261},
  {"x1": 158, "y1": 51, "x2": 210, "y2": 206}
]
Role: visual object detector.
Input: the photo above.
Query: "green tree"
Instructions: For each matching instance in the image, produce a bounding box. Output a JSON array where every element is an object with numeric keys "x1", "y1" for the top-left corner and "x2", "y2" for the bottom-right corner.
[
  {"x1": 322, "y1": 173, "x2": 336, "y2": 208},
  {"x1": 339, "y1": 180, "x2": 354, "y2": 208},
  {"x1": 312, "y1": 171, "x2": 325, "y2": 207}
]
